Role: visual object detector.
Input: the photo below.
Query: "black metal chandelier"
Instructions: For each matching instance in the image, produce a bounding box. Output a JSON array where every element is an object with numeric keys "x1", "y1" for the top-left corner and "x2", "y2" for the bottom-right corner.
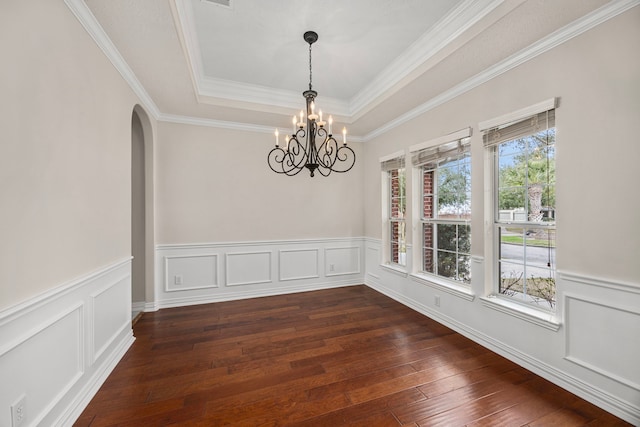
[{"x1": 267, "y1": 31, "x2": 356, "y2": 177}]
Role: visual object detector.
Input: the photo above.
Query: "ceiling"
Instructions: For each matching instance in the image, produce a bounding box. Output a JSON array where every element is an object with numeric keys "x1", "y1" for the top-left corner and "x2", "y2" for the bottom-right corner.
[{"x1": 80, "y1": 0, "x2": 615, "y2": 138}]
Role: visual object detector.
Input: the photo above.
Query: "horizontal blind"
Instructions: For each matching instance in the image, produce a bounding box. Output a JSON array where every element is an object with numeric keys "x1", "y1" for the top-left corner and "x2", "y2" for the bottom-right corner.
[
  {"x1": 483, "y1": 109, "x2": 555, "y2": 148},
  {"x1": 380, "y1": 156, "x2": 405, "y2": 172},
  {"x1": 411, "y1": 138, "x2": 470, "y2": 169}
]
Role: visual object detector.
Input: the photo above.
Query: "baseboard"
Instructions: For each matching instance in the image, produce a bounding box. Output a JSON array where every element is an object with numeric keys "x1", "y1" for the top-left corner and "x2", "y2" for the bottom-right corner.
[{"x1": 131, "y1": 301, "x2": 146, "y2": 313}]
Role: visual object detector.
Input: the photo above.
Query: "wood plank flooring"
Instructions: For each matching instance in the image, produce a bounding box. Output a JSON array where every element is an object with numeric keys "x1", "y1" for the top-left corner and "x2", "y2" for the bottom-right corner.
[{"x1": 75, "y1": 286, "x2": 630, "y2": 426}]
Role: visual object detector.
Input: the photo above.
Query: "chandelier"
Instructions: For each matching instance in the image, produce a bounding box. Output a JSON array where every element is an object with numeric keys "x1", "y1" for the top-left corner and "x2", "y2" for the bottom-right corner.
[{"x1": 267, "y1": 31, "x2": 356, "y2": 177}]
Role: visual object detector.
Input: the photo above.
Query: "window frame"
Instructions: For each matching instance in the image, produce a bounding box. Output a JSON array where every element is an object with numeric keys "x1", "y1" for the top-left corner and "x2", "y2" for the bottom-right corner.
[
  {"x1": 388, "y1": 166, "x2": 406, "y2": 267},
  {"x1": 419, "y1": 143, "x2": 472, "y2": 285},
  {"x1": 380, "y1": 151, "x2": 407, "y2": 271},
  {"x1": 481, "y1": 99, "x2": 558, "y2": 314}
]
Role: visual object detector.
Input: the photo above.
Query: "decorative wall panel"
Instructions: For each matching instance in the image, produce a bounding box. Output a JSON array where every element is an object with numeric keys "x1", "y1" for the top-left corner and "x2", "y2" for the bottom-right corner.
[
  {"x1": 565, "y1": 294, "x2": 640, "y2": 391},
  {"x1": 226, "y1": 251, "x2": 272, "y2": 286},
  {"x1": 279, "y1": 249, "x2": 319, "y2": 281},
  {"x1": 165, "y1": 254, "x2": 218, "y2": 291},
  {"x1": 325, "y1": 246, "x2": 361, "y2": 277}
]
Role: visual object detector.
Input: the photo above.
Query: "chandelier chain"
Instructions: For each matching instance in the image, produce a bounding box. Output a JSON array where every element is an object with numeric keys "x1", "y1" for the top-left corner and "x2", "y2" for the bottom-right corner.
[{"x1": 308, "y1": 43, "x2": 313, "y2": 90}]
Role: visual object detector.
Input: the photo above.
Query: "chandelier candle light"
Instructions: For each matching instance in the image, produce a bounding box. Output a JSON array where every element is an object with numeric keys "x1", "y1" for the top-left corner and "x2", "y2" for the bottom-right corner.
[{"x1": 267, "y1": 31, "x2": 356, "y2": 177}]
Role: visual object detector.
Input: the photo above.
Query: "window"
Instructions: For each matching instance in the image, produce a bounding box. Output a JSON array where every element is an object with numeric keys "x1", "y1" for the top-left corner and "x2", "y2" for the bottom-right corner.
[
  {"x1": 483, "y1": 103, "x2": 556, "y2": 310},
  {"x1": 381, "y1": 154, "x2": 406, "y2": 267},
  {"x1": 411, "y1": 133, "x2": 471, "y2": 284}
]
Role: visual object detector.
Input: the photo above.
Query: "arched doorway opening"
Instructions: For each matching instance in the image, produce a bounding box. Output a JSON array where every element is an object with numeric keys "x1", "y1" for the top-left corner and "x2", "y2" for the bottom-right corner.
[{"x1": 131, "y1": 105, "x2": 155, "y2": 320}]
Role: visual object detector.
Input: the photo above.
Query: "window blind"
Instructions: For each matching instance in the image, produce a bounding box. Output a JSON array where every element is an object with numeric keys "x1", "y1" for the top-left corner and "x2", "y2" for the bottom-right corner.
[
  {"x1": 411, "y1": 138, "x2": 470, "y2": 169},
  {"x1": 380, "y1": 155, "x2": 405, "y2": 172},
  {"x1": 483, "y1": 109, "x2": 555, "y2": 148}
]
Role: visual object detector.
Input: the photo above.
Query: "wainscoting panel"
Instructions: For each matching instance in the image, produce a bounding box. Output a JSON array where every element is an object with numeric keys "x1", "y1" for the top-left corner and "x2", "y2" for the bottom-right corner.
[
  {"x1": 91, "y1": 276, "x2": 131, "y2": 363},
  {"x1": 366, "y1": 245, "x2": 380, "y2": 280},
  {"x1": 565, "y1": 294, "x2": 640, "y2": 391},
  {"x1": 279, "y1": 249, "x2": 319, "y2": 281},
  {"x1": 155, "y1": 238, "x2": 365, "y2": 308},
  {"x1": 226, "y1": 251, "x2": 272, "y2": 286},
  {"x1": 325, "y1": 246, "x2": 360, "y2": 277},
  {"x1": 165, "y1": 254, "x2": 218, "y2": 292},
  {"x1": 0, "y1": 305, "x2": 83, "y2": 426},
  {"x1": 0, "y1": 258, "x2": 134, "y2": 427}
]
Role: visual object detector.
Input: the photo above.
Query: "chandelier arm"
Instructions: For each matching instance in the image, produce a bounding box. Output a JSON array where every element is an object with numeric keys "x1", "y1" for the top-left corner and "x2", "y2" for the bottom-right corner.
[
  {"x1": 286, "y1": 135, "x2": 310, "y2": 170},
  {"x1": 316, "y1": 135, "x2": 337, "y2": 168},
  {"x1": 267, "y1": 147, "x2": 286, "y2": 174},
  {"x1": 268, "y1": 147, "x2": 296, "y2": 175},
  {"x1": 329, "y1": 145, "x2": 357, "y2": 173},
  {"x1": 267, "y1": 134, "x2": 309, "y2": 175},
  {"x1": 281, "y1": 151, "x2": 306, "y2": 176},
  {"x1": 283, "y1": 161, "x2": 306, "y2": 176},
  {"x1": 315, "y1": 165, "x2": 332, "y2": 177}
]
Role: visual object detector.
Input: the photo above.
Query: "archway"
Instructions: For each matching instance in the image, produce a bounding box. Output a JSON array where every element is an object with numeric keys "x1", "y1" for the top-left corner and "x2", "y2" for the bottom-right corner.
[{"x1": 131, "y1": 105, "x2": 155, "y2": 319}]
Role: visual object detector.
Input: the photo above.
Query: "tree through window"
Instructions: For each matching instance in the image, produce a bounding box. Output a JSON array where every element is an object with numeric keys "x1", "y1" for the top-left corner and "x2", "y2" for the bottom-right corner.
[{"x1": 486, "y1": 108, "x2": 556, "y2": 309}]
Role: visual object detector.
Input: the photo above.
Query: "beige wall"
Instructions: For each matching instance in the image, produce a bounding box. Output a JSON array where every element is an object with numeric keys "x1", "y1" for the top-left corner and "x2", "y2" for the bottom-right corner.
[
  {"x1": 156, "y1": 122, "x2": 364, "y2": 244},
  {"x1": 0, "y1": 0, "x2": 140, "y2": 310},
  {"x1": 363, "y1": 7, "x2": 640, "y2": 284}
]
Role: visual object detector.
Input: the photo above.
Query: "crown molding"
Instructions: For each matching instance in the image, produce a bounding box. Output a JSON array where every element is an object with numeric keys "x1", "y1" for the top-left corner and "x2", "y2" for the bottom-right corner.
[
  {"x1": 349, "y1": 0, "x2": 504, "y2": 118},
  {"x1": 158, "y1": 113, "x2": 275, "y2": 133},
  {"x1": 363, "y1": 0, "x2": 640, "y2": 141},
  {"x1": 64, "y1": 0, "x2": 161, "y2": 120},
  {"x1": 196, "y1": 77, "x2": 351, "y2": 117},
  {"x1": 157, "y1": 113, "x2": 365, "y2": 142},
  {"x1": 170, "y1": 0, "x2": 205, "y2": 100}
]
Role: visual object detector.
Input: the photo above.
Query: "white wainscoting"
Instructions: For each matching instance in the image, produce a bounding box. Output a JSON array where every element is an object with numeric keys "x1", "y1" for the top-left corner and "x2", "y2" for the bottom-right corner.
[
  {"x1": 279, "y1": 248, "x2": 319, "y2": 281},
  {"x1": 0, "y1": 258, "x2": 134, "y2": 427},
  {"x1": 366, "y1": 244, "x2": 380, "y2": 280},
  {"x1": 564, "y1": 294, "x2": 640, "y2": 392},
  {"x1": 164, "y1": 253, "x2": 218, "y2": 292},
  {"x1": 363, "y1": 238, "x2": 640, "y2": 425},
  {"x1": 325, "y1": 246, "x2": 360, "y2": 277},
  {"x1": 226, "y1": 251, "x2": 272, "y2": 286},
  {"x1": 155, "y1": 238, "x2": 365, "y2": 308}
]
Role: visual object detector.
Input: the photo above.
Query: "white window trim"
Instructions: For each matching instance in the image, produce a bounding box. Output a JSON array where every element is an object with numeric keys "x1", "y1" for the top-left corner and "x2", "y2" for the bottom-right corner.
[
  {"x1": 481, "y1": 98, "x2": 559, "y2": 324},
  {"x1": 410, "y1": 128, "x2": 473, "y2": 292},
  {"x1": 480, "y1": 295, "x2": 561, "y2": 331},
  {"x1": 379, "y1": 150, "x2": 406, "y2": 164},
  {"x1": 478, "y1": 98, "x2": 556, "y2": 131},
  {"x1": 409, "y1": 127, "x2": 472, "y2": 154},
  {"x1": 381, "y1": 262, "x2": 409, "y2": 277},
  {"x1": 380, "y1": 150, "x2": 407, "y2": 271},
  {"x1": 410, "y1": 272, "x2": 475, "y2": 301}
]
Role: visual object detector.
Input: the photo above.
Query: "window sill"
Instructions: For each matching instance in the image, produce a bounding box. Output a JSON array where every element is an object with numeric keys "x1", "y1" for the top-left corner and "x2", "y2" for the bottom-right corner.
[
  {"x1": 409, "y1": 273, "x2": 475, "y2": 301},
  {"x1": 380, "y1": 263, "x2": 408, "y2": 277},
  {"x1": 480, "y1": 295, "x2": 561, "y2": 331}
]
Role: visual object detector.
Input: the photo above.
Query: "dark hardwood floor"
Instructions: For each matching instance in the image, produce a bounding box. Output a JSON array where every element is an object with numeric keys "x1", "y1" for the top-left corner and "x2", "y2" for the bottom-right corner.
[{"x1": 75, "y1": 286, "x2": 629, "y2": 426}]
